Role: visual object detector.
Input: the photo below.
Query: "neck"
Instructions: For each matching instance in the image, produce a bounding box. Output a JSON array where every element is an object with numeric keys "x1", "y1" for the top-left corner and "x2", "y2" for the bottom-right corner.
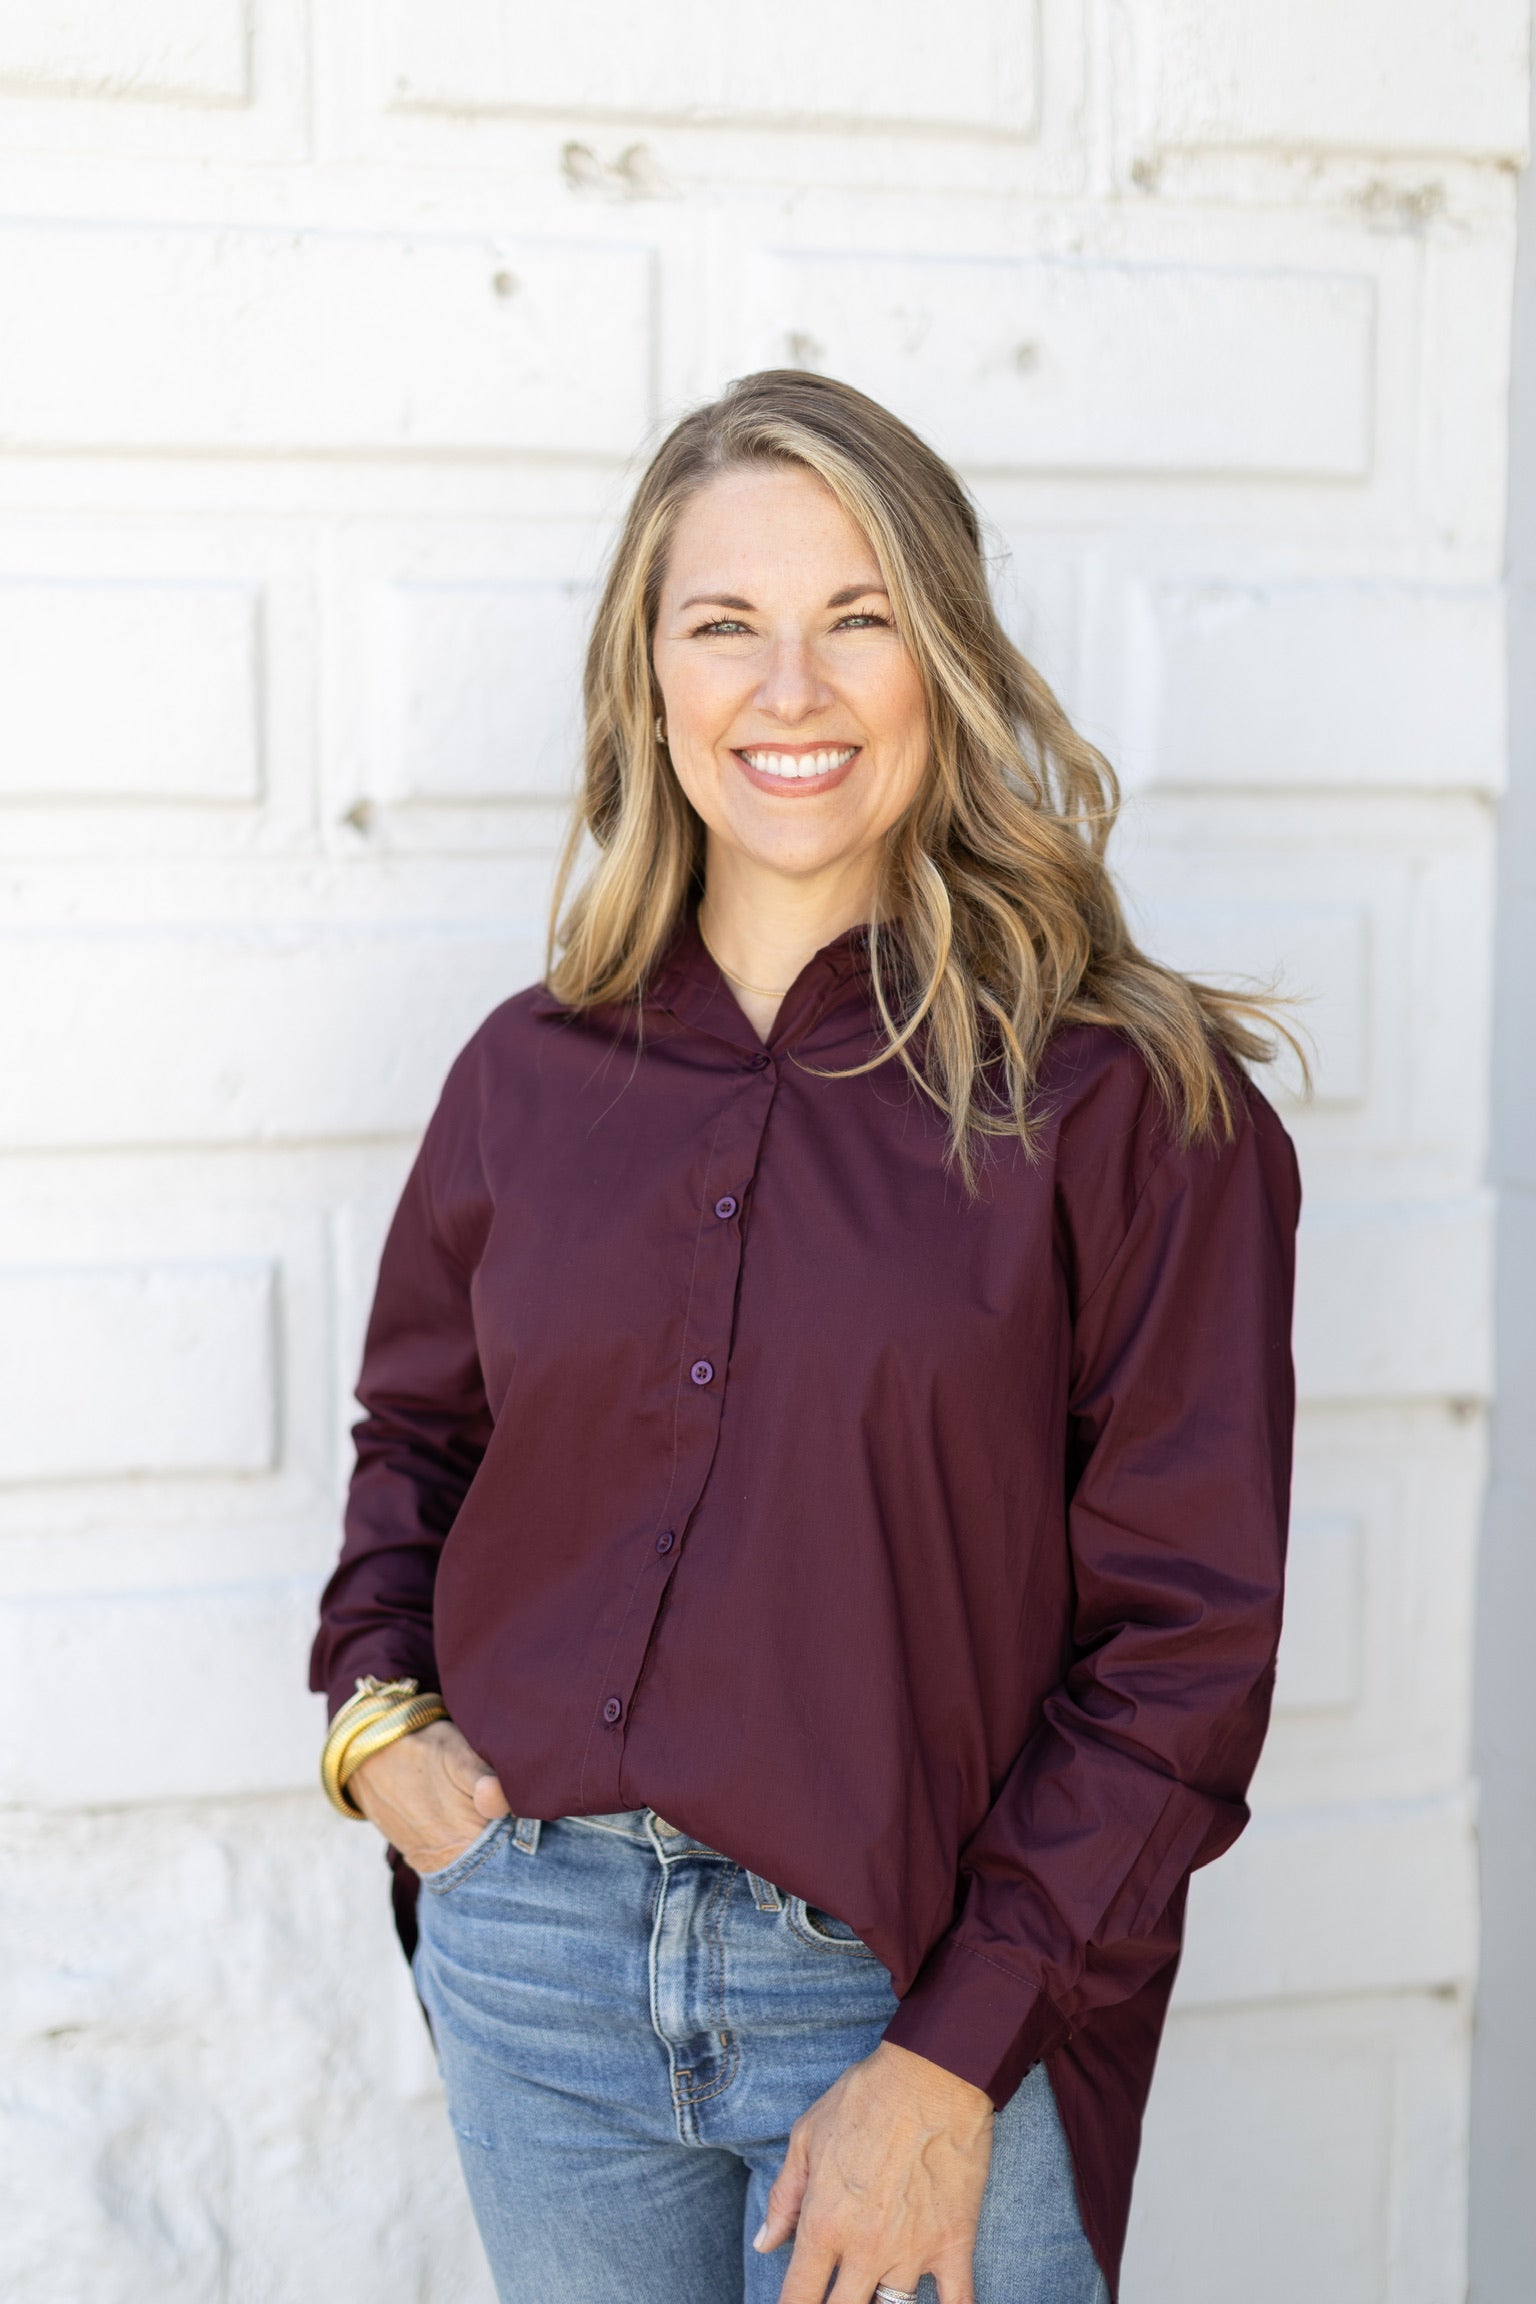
[{"x1": 697, "y1": 844, "x2": 876, "y2": 1038}]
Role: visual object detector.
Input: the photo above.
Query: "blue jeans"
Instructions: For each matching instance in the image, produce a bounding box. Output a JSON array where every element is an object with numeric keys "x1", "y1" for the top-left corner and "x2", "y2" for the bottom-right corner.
[{"x1": 412, "y1": 1808, "x2": 1108, "y2": 2304}]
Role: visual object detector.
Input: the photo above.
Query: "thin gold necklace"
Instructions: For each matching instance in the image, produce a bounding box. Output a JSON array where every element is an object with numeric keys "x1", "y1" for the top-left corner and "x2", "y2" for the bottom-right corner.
[{"x1": 697, "y1": 911, "x2": 792, "y2": 1000}]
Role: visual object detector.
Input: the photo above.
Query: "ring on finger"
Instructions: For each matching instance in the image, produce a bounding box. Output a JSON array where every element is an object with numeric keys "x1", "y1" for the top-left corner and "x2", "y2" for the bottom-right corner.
[{"x1": 874, "y1": 2287, "x2": 920, "y2": 2304}]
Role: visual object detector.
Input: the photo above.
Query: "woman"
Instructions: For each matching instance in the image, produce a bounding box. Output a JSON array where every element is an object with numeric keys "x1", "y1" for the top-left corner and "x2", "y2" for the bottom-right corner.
[{"x1": 310, "y1": 370, "x2": 1300, "y2": 2304}]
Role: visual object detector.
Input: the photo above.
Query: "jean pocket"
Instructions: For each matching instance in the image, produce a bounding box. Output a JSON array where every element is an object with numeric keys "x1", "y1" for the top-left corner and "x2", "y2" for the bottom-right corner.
[
  {"x1": 419, "y1": 1815, "x2": 510, "y2": 1895},
  {"x1": 786, "y1": 1896, "x2": 879, "y2": 1957}
]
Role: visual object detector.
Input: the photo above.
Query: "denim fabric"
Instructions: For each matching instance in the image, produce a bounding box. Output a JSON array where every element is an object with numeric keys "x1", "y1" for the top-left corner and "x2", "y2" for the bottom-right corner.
[{"x1": 413, "y1": 1810, "x2": 1109, "y2": 2304}]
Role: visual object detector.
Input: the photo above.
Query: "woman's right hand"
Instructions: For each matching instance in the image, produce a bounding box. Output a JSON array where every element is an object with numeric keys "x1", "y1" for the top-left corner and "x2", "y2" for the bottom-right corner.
[{"x1": 347, "y1": 1718, "x2": 510, "y2": 1874}]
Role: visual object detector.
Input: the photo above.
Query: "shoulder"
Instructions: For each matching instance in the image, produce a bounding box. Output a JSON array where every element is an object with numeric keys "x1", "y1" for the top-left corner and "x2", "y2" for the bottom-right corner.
[
  {"x1": 423, "y1": 976, "x2": 651, "y2": 1161},
  {"x1": 412, "y1": 981, "x2": 555, "y2": 1187},
  {"x1": 1036, "y1": 1024, "x2": 1163, "y2": 1157},
  {"x1": 430, "y1": 979, "x2": 591, "y2": 1105},
  {"x1": 1036, "y1": 1023, "x2": 1301, "y2": 1296},
  {"x1": 1039, "y1": 1023, "x2": 1295, "y2": 1174},
  {"x1": 454, "y1": 979, "x2": 565, "y2": 1065}
]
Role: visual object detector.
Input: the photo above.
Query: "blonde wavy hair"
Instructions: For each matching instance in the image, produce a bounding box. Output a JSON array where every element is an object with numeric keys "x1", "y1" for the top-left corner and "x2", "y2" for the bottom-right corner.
[{"x1": 548, "y1": 370, "x2": 1297, "y2": 1173}]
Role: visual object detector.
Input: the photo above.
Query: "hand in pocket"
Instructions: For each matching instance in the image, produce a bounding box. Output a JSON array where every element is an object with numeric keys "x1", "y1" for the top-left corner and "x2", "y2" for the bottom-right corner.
[{"x1": 348, "y1": 1719, "x2": 509, "y2": 1874}]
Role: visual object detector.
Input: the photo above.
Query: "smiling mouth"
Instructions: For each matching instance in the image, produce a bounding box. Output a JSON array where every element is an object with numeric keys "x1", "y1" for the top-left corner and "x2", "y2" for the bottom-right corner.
[{"x1": 735, "y1": 744, "x2": 860, "y2": 783}]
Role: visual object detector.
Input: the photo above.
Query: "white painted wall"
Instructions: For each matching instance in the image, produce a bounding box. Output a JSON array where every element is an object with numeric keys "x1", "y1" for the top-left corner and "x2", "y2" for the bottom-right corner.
[
  {"x1": 1472, "y1": 46, "x2": 1536, "y2": 2304},
  {"x1": 1, "y1": 7, "x2": 1528, "y2": 2299}
]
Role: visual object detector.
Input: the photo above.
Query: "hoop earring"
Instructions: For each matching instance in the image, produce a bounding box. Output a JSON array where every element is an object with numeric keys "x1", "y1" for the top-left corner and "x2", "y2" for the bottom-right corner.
[{"x1": 654, "y1": 714, "x2": 667, "y2": 749}]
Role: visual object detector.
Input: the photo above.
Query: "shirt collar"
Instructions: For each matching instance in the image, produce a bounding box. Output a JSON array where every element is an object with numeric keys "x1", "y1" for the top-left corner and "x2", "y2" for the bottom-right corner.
[
  {"x1": 532, "y1": 904, "x2": 878, "y2": 1058},
  {"x1": 647, "y1": 904, "x2": 875, "y2": 1058}
]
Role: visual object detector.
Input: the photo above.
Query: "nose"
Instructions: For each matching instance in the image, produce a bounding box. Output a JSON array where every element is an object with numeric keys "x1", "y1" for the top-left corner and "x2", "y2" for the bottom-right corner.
[{"x1": 754, "y1": 633, "x2": 831, "y2": 726}]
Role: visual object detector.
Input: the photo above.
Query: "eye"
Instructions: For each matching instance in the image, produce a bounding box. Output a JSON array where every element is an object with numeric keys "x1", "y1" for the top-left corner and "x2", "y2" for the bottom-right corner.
[
  {"x1": 690, "y1": 617, "x2": 752, "y2": 637},
  {"x1": 833, "y1": 611, "x2": 892, "y2": 631}
]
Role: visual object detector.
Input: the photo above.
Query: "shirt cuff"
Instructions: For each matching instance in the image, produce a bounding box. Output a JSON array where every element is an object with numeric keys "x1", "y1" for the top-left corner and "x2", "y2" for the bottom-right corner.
[{"x1": 882, "y1": 1935, "x2": 1071, "y2": 2108}]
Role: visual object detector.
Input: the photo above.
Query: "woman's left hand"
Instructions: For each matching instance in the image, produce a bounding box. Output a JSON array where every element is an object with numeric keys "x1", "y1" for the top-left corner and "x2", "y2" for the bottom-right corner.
[{"x1": 755, "y1": 2039, "x2": 994, "y2": 2304}]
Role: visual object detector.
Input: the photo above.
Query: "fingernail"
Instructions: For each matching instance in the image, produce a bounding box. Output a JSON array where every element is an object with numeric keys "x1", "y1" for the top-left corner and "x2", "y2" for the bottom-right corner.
[{"x1": 752, "y1": 2222, "x2": 769, "y2": 2252}]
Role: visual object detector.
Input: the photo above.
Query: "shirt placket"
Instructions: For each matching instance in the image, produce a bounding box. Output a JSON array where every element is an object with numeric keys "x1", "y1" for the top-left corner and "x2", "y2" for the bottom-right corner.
[{"x1": 579, "y1": 1048, "x2": 779, "y2": 1809}]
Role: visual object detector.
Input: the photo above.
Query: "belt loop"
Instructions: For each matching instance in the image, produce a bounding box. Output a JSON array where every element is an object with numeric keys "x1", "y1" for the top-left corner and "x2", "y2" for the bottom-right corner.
[
  {"x1": 512, "y1": 1816, "x2": 542, "y2": 1855},
  {"x1": 746, "y1": 1871, "x2": 782, "y2": 1912}
]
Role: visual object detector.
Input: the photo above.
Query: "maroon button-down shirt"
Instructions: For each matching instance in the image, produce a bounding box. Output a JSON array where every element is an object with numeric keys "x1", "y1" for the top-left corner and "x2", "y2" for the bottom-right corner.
[{"x1": 311, "y1": 913, "x2": 1300, "y2": 2293}]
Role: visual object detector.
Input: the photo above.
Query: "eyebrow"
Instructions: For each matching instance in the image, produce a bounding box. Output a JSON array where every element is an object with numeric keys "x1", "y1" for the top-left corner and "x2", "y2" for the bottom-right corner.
[{"x1": 676, "y1": 583, "x2": 890, "y2": 613}]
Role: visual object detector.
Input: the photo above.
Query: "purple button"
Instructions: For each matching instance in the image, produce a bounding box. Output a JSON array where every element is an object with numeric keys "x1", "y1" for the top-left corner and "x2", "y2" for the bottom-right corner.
[
  {"x1": 748, "y1": 1053, "x2": 770, "y2": 1071},
  {"x1": 655, "y1": 1530, "x2": 676, "y2": 1555},
  {"x1": 713, "y1": 1195, "x2": 738, "y2": 1221},
  {"x1": 689, "y1": 1358, "x2": 714, "y2": 1387},
  {"x1": 602, "y1": 1695, "x2": 623, "y2": 1725}
]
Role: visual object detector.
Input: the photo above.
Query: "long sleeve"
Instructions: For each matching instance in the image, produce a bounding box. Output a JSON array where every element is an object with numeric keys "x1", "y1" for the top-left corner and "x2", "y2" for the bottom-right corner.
[
  {"x1": 883, "y1": 1075, "x2": 1301, "y2": 2104},
  {"x1": 309, "y1": 1040, "x2": 494, "y2": 1718}
]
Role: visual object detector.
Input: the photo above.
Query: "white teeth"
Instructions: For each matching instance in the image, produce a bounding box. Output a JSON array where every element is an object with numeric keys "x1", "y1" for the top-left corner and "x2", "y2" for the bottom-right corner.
[{"x1": 741, "y1": 746, "x2": 857, "y2": 780}]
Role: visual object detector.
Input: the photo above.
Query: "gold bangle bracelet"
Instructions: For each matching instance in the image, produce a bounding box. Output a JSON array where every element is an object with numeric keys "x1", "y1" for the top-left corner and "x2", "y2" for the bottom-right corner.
[
  {"x1": 325, "y1": 1675, "x2": 419, "y2": 1760},
  {"x1": 323, "y1": 1696, "x2": 446, "y2": 1818},
  {"x1": 337, "y1": 1695, "x2": 448, "y2": 1797},
  {"x1": 322, "y1": 1695, "x2": 444, "y2": 1815},
  {"x1": 329, "y1": 1674, "x2": 420, "y2": 1734},
  {"x1": 320, "y1": 1677, "x2": 447, "y2": 1818},
  {"x1": 320, "y1": 1680, "x2": 418, "y2": 1814}
]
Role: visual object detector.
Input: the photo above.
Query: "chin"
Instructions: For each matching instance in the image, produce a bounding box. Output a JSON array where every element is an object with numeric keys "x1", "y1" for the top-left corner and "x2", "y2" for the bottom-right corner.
[{"x1": 740, "y1": 832, "x2": 857, "y2": 877}]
